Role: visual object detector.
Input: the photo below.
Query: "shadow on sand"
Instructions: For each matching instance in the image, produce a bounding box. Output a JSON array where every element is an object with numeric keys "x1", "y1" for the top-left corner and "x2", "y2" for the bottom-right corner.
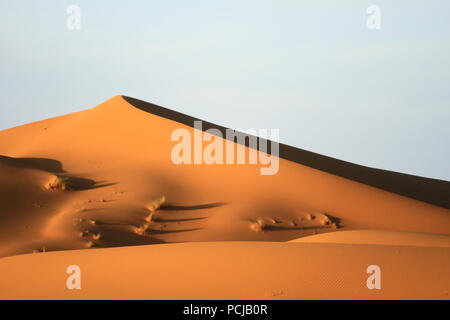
[
  {"x1": 66, "y1": 177, "x2": 116, "y2": 191},
  {"x1": 0, "y1": 155, "x2": 65, "y2": 173},
  {"x1": 163, "y1": 202, "x2": 227, "y2": 211}
]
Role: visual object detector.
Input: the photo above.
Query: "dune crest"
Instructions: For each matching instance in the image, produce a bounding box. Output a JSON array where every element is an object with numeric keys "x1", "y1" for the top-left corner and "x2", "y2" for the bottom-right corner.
[{"x1": 290, "y1": 230, "x2": 450, "y2": 247}]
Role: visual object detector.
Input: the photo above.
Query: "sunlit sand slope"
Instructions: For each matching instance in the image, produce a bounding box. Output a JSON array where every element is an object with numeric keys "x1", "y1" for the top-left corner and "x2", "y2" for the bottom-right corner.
[
  {"x1": 0, "y1": 96, "x2": 448, "y2": 257},
  {"x1": 291, "y1": 230, "x2": 450, "y2": 247},
  {"x1": 0, "y1": 242, "x2": 448, "y2": 300}
]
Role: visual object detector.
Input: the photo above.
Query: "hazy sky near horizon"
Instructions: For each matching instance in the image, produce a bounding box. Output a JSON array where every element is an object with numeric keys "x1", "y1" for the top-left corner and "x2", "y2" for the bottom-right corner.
[{"x1": 0, "y1": 0, "x2": 449, "y2": 180}]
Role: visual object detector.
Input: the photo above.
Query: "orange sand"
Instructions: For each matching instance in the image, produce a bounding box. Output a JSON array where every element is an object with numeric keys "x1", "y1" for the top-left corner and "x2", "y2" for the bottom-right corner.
[{"x1": 0, "y1": 95, "x2": 449, "y2": 299}]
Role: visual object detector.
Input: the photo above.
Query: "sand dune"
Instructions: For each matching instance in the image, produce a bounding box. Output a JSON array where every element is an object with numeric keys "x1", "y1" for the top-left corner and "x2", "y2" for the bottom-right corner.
[
  {"x1": 0, "y1": 242, "x2": 448, "y2": 300},
  {"x1": 291, "y1": 230, "x2": 450, "y2": 247},
  {"x1": 124, "y1": 96, "x2": 450, "y2": 209},
  {"x1": 0, "y1": 95, "x2": 449, "y2": 299}
]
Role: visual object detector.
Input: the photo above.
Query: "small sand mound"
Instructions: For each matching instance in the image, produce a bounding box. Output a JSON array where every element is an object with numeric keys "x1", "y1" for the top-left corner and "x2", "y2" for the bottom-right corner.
[
  {"x1": 301, "y1": 212, "x2": 336, "y2": 229},
  {"x1": 44, "y1": 175, "x2": 75, "y2": 191},
  {"x1": 92, "y1": 233, "x2": 101, "y2": 241},
  {"x1": 250, "y1": 218, "x2": 266, "y2": 232},
  {"x1": 43, "y1": 174, "x2": 101, "y2": 191},
  {"x1": 148, "y1": 196, "x2": 167, "y2": 212},
  {"x1": 135, "y1": 223, "x2": 150, "y2": 236},
  {"x1": 145, "y1": 212, "x2": 158, "y2": 223}
]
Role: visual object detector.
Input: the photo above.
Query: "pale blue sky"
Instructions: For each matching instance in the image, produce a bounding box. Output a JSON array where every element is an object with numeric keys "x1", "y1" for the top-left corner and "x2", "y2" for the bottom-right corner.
[{"x1": 0, "y1": 0, "x2": 449, "y2": 180}]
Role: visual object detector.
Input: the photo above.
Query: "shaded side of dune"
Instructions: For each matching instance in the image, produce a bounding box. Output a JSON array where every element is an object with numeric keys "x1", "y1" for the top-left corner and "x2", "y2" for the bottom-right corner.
[{"x1": 123, "y1": 96, "x2": 450, "y2": 209}]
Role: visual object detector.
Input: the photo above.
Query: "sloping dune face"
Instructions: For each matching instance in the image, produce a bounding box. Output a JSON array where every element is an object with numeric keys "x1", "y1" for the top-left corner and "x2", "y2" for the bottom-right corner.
[
  {"x1": 0, "y1": 242, "x2": 449, "y2": 300},
  {"x1": 291, "y1": 230, "x2": 450, "y2": 247},
  {"x1": 0, "y1": 96, "x2": 449, "y2": 299},
  {"x1": 0, "y1": 95, "x2": 449, "y2": 257}
]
